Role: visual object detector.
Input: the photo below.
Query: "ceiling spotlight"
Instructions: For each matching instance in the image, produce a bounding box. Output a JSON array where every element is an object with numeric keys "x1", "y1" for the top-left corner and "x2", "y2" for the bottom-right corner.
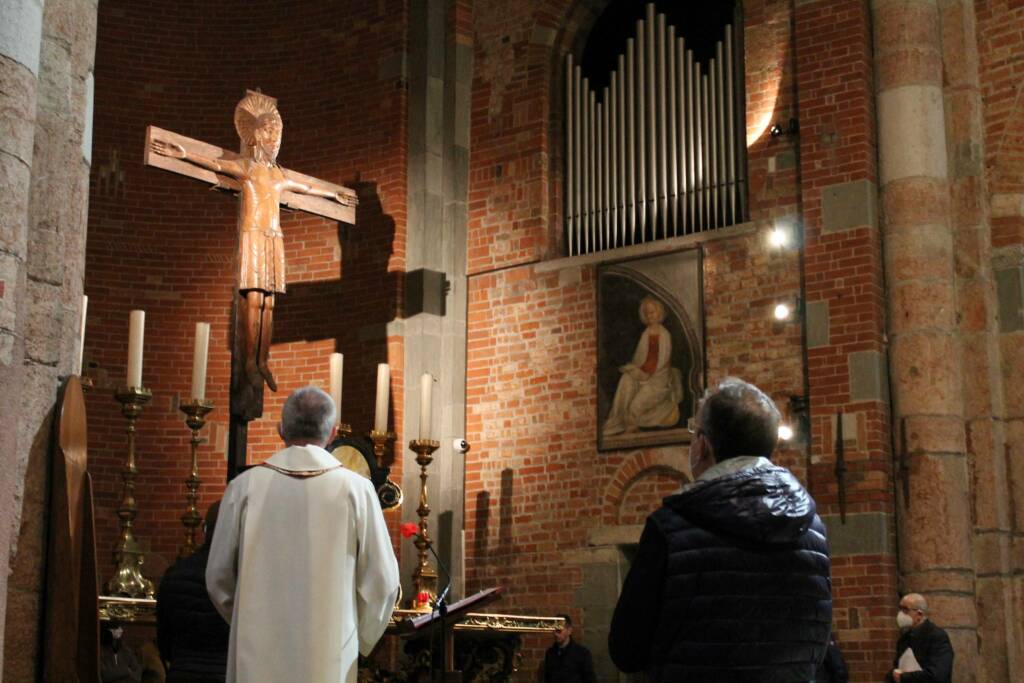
[
  {"x1": 778, "y1": 424, "x2": 794, "y2": 441},
  {"x1": 773, "y1": 303, "x2": 792, "y2": 321}
]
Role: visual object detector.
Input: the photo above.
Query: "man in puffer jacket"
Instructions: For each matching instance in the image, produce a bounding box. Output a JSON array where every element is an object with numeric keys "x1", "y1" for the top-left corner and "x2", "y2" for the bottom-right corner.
[
  {"x1": 609, "y1": 377, "x2": 832, "y2": 683},
  {"x1": 156, "y1": 502, "x2": 230, "y2": 682}
]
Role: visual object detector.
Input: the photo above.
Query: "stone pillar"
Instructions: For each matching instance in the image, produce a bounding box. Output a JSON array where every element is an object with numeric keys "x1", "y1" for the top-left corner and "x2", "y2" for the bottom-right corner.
[
  {"x1": 0, "y1": 0, "x2": 97, "y2": 677},
  {"x1": 872, "y1": 0, "x2": 978, "y2": 675},
  {"x1": 0, "y1": 0, "x2": 45, "y2": 675},
  {"x1": 940, "y1": 0, "x2": 1023, "y2": 676},
  {"x1": 401, "y1": 0, "x2": 472, "y2": 601}
]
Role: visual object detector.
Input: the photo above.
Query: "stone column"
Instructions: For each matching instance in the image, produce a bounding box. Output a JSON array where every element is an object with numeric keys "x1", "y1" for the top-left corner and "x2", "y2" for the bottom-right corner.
[
  {"x1": 940, "y1": 0, "x2": 1023, "y2": 676},
  {"x1": 0, "y1": 0, "x2": 45, "y2": 674},
  {"x1": 0, "y1": 0, "x2": 97, "y2": 677},
  {"x1": 872, "y1": 0, "x2": 978, "y2": 675}
]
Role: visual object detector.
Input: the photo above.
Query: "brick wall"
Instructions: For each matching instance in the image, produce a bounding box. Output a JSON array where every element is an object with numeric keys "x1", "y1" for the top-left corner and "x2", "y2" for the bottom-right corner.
[{"x1": 85, "y1": 0, "x2": 408, "y2": 575}]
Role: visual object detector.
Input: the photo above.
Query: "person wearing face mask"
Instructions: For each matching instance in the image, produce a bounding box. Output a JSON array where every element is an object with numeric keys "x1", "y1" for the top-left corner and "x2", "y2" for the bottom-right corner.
[
  {"x1": 885, "y1": 593, "x2": 953, "y2": 683},
  {"x1": 608, "y1": 377, "x2": 832, "y2": 682}
]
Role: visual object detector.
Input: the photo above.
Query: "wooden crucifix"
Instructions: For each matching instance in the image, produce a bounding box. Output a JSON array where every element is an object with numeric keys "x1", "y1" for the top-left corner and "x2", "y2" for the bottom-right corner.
[{"x1": 144, "y1": 90, "x2": 357, "y2": 476}]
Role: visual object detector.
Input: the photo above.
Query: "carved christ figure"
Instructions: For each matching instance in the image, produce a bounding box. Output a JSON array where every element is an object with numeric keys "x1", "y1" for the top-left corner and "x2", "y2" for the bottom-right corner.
[{"x1": 149, "y1": 92, "x2": 351, "y2": 391}]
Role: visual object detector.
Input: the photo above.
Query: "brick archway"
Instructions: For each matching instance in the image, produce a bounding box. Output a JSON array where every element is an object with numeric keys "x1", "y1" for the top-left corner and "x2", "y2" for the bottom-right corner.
[{"x1": 601, "y1": 450, "x2": 689, "y2": 525}]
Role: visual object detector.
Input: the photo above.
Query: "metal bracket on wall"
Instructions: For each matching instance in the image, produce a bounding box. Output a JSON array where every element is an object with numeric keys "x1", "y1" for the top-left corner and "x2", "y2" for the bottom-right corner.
[{"x1": 835, "y1": 410, "x2": 847, "y2": 524}]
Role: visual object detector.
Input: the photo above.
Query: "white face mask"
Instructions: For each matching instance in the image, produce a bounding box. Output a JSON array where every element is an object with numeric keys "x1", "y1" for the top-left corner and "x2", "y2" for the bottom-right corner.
[{"x1": 896, "y1": 611, "x2": 914, "y2": 630}]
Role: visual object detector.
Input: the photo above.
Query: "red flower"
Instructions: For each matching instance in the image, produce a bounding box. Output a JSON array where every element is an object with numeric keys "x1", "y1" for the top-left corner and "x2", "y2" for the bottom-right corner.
[{"x1": 400, "y1": 522, "x2": 419, "y2": 539}]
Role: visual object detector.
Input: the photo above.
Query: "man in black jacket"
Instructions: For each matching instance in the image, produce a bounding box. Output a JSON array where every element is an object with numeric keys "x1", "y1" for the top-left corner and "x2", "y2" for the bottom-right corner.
[
  {"x1": 886, "y1": 593, "x2": 953, "y2": 682},
  {"x1": 156, "y1": 502, "x2": 230, "y2": 682},
  {"x1": 608, "y1": 377, "x2": 832, "y2": 682},
  {"x1": 543, "y1": 614, "x2": 597, "y2": 683}
]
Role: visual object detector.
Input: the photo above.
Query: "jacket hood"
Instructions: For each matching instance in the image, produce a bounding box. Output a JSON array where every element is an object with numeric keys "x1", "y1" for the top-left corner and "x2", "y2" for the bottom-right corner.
[{"x1": 664, "y1": 462, "x2": 816, "y2": 544}]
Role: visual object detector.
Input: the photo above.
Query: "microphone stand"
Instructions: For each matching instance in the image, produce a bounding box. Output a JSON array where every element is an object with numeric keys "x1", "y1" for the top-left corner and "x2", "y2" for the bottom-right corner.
[{"x1": 425, "y1": 540, "x2": 453, "y2": 682}]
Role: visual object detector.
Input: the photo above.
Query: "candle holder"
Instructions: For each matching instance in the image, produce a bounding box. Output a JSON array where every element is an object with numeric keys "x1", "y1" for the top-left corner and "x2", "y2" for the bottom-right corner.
[
  {"x1": 179, "y1": 398, "x2": 214, "y2": 557},
  {"x1": 409, "y1": 439, "x2": 440, "y2": 609},
  {"x1": 368, "y1": 430, "x2": 403, "y2": 509},
  {"x1": 107, "y1": 386, "x2": 154, "y2": 598}
]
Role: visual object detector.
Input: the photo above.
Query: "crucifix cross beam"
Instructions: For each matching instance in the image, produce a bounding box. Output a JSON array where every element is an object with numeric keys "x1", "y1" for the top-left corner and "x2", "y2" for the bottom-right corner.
[{"x1": 143, "y1": 125, "x2": 357, "y2": 224}]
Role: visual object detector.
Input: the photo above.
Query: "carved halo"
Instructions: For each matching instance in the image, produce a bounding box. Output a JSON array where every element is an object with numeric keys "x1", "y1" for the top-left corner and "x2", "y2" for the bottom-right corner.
[{"x1": 234, "y1": 90, "x2": 282, "y2": 146}]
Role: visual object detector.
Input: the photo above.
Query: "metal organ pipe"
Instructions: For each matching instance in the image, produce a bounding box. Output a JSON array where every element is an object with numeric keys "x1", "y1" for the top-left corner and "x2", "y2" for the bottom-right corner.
[{"x1": 564, "y1": 4, "x2": 744, "y2": 254}]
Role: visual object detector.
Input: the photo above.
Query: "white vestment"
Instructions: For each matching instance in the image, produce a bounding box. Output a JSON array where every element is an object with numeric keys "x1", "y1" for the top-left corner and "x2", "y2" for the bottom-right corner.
[
  {"x1": 207, "y1": 444, "x2": 400, "y2": 683},
  {"x1": 603, "y1": 323, "x2": 684, "y2": 435}
]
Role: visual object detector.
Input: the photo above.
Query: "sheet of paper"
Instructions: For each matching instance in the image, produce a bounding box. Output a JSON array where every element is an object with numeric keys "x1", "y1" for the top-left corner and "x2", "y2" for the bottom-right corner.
[{"x1": 898, "y1": 647, "x2": 923, "y2": 673}]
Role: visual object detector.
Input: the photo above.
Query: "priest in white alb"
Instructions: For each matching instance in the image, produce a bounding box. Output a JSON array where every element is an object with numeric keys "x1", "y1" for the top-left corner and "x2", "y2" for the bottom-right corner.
[{"x1": 207, "y1": 386, "x2": 400, "y2": 683}]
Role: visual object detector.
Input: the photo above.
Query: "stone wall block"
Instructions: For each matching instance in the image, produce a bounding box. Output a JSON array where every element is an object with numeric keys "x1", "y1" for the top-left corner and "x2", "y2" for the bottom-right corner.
[
  {"x1": 961, "y1": 334, "x2": 996, "y2": 417},
  {"x1": 975, "y1": 576, "x2": 1012, "y2": 682},
  {"x1": 904, "y1": 414, "x2": 966, "y2": 454},
  {"x1": 899, "y1": 454, "x2": 973, "y2": 570},
  {"x1": 923, "y1": 591, "x2": 978, "y2": 629},
  {"x1": 26, "y1": 226, "x2": 64, "y2": 285},
  {"x1": 0, "y1": 152, "x2": 32, "y2": 258},
  {"x1": 904, "y1": 568, "x2": 974, "y2": 595},
  {"x1": 0, "y1": 588, "x2": 41, "y2": 682},
  {"x1": 888, "y1": 280, "x2": 956, "y2": 334},
  {"x1": 956, "y1": 278, "x2": 992, "y2": 332},
  {"x1": 873, "y1": 0, "x2": 941, "y2": 57},
  {"x1": 0, "y1": 59, "x2": 38, "y2": 165},
  {"x1": 1005, "y1": 419, "x2": 1024, "y2": 531},
  {"x1": 967, "y1": 417, "x2": 1009, "y2": 530},
  {"x1": 884, "y1": 226, "x2": 954, "y2": 283},
  {"x1": 974, "y1": 533, "x2": 1009, "y2": 575},
  {"x1": 889, "y1": 332, "x2": 961, "y2": 415},
  {"x1": 24, "y1": 280, "x2": 61, "y2": 364},
  {"x1": 880, "y1": 177, "x2": 950, "y2": 232},
  {"x1": 953, "y1": 221, "x2": 985, "y2": 278},
  {"x1": 998, "y1": 334, "x2": 1024, "y2": 416},
  {"x1": 878, "y1": 86, "x2": 948, "y2": 183},
  {"x1": 948, "y1": 629, "x2": 979, "y2": 682},
  {"x1": 877, "y1": 47, "x2": 943, "y2": 92},
  {"x1": 944, "y1": 93, "x2": 984, "y2": 179},
  {"x1": 939, "y1": 0, "x2": 980, "y2": 88},
  {"x1": 0, "y1": 254, "x2": 21, "y2": 333}
]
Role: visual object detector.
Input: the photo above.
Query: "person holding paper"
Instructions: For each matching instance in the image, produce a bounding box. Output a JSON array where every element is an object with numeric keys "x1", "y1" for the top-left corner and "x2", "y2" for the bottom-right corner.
[
  {"x1": 206, "y1": 387, "x2": 400, "y2": 683},
  {"x1": 886, "y1": 593, "x2": 954, "y2": 683}
]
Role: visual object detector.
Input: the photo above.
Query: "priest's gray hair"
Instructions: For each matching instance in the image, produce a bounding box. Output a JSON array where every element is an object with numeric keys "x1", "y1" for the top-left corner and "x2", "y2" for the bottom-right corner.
[{"x1": 281, "y1": 386, "x2": 336, "y2": 443}]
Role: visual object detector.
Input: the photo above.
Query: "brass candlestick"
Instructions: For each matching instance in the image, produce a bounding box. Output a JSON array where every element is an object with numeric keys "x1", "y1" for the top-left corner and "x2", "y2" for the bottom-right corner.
[
  {"x1": 179, "y1": 398, "x2": 214, "y2": 557},
  {"x1": 368, "y1": 430, "x2": 403, "y2": 509},
  {"x1": 107, "y1": 386, "x2": 154, "y2": 598},
  {"x1": 409, "y1": 439, "x2": 440, "y2": 609}
]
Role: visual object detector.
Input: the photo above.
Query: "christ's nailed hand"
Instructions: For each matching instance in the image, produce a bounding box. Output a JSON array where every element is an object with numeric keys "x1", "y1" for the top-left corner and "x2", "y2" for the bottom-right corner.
[{"x1": 150, "y1": 139, "x2": 186, "y2": 159}]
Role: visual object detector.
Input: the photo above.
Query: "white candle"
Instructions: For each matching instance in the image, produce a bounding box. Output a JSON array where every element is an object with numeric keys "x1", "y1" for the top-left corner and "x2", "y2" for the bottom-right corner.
[
  {"x1": 77, "y1": 295, "x2": 88, "y2": 375},
  {"x1": 419, "y1": 372, "x2": 433, "y2": 441},
  {"x1": 329, "y1": 353, "x2": 344, "y2": 424},
  {"x1": 190, "y1": 322, "x2": 210, "y2": 400},
  {"x1": 127, "y1": 310, "x2": 145, "y2": 388},
  {"x1": 374, "y1": 363, "x2": 390, "y2": 433}
]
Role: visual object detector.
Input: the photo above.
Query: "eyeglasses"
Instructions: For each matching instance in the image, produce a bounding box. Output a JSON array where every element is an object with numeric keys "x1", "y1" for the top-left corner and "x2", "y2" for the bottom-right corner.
[{"x1": 898, "y1": 606, "x2": 923, "y2": 614}]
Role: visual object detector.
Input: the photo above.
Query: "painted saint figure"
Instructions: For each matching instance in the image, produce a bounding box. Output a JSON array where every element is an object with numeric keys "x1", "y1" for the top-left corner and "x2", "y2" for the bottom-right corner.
[
  {"x1": 149, "y1": 91, "x2": 348, "y2": 391},
  {"x1": 602, "y1": 296, "x2": 684, "y2": 436}
]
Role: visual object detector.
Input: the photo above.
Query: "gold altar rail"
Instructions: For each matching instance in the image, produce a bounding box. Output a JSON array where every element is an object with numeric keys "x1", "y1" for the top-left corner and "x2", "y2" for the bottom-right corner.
[
  {"x1": 99, "y1": 595, "x2": 156, "y2": 624},
  {"x1": 390, "y1": 610, "x2": 563, "y2": 634}
]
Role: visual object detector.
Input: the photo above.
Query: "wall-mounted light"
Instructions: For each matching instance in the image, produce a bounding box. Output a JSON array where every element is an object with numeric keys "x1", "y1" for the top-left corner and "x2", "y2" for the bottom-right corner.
[
  {"x1": 777, "y1": 424, "x2": 794, "y2": 441},
  {"x1": 769, "y1": 118, "x2": 799, "y2": 138},
  {"x1": 773, "y1": 302, "x2": 793, "y2": 321}
]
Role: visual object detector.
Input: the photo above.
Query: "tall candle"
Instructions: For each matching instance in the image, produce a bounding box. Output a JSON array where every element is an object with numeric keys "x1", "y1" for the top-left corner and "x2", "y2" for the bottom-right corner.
[
  {"x1": 190, "y1": 322, "x2": 210, "y2": 400},
  {"x1": 419, "y1": 372, "x2": 433, "y2": 441},
  {"x1": 127, "y1": 310, "x2": 145, "y2": 388},
  {"x1": 374, "y1": 363, "x2": 390, "y2": 433},
  {"x1": 77, "y1": 295, "x2": 88, "y2": 375},
  {"x1": 329, "y1": 353, "x2": 344, "y2": 424}
]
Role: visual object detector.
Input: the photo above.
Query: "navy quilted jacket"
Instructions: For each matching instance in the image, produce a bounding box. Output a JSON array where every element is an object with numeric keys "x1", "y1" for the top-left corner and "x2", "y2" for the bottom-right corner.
[{"x1": 609, "y1": 461, "x2": 832, "y2": 682}]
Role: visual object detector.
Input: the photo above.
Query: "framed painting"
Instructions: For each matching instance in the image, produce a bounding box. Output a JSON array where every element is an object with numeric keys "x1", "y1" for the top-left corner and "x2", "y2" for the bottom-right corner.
[{"x1": 597, "y1": 248, "x2": 704, "y2": 451}]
